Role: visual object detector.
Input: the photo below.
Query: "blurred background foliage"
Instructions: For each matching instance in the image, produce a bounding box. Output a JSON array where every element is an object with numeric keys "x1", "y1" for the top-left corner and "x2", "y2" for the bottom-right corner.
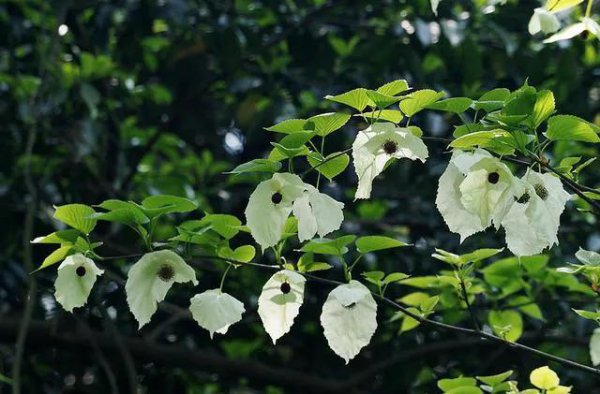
[{"x1": 1, "y1": 0, "x2": 600, "y2": 392}]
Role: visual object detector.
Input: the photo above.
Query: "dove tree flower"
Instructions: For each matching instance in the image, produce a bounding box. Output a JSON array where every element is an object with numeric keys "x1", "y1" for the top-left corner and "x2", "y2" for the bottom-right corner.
[
  {"x1": 352, "y1": 122, "x2": 428, "y2": 199},
  {"x1": 189, "y1": 289, "x2": 245, "y2": 338},
  {"x1": 245, "y1": 172, "x2": 344, "y2": 249},
  {"x1": 257, "y1": 270, "x2": 306, "y2": 344},
  {"x1": 292, "y1": 184, "x2": 344, "y2": 242},
  {"x1": 528, "y1": 7, "x2": 561, "y2": 35},
  {"x1": 502, "y1": 170, "x2": 571, "y2": 256},
  {"x1": 544, "y1": 17, "x2": 600, "y2": 43},
  {"x1": 54, "y1": 253, "x2": 103, "y2": 312},
  {"x1": 126, "y1": 250, "x2": 198, "y2": 328},
  {"x1": 436, "y1": 149, "x2": 517, "y2": 242},
  {"x1": 320, "y1": 280, "x2": 377, "y2": 364}
]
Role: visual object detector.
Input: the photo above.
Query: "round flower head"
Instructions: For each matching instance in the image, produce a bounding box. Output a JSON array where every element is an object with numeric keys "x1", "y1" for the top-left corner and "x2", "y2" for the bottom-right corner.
[
  {"x1": 292, "y1": 184, "x2": 344, "y2": 242},
  {"x1": 501, "y1": 171, "x2": 570, "y2": 256},
  {"x1": 54, "y1": 253, "x2": 103, "y2": 312},
  {"x1": 352, "y1": 122, "x2": 428, "y2": 199},
  {"x1": 189, "y1": 289, "x2": 245, "y2": 338},
  {"x1": 245, "y1": 173, "x2": 306, "y2": 250},
  {"x1": 528, "y1": 7, "x2": 560, "y2": 35},
  {"x1": 436, "y1": 149, "x2": 517, "y2": 242},
  {"x1": 126, "y1": 250, "x2": 198, "y2": 329}
]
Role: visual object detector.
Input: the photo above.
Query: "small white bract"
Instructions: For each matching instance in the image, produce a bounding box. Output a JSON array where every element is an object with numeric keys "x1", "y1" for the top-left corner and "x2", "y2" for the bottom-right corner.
[
  {"x1": 502, "y1": 170, "x2": 570, "y2": 256},
  {"x1": 293, "y1": 184, "x2": 344, "y2": 242},
  {"x1": 352, "y1": 122, "x2": 428, "y2": 199},
  {"x1": 126, "y1": 250, "x2": 197, "y2": 329},
  {"x1": 528, "y1": 7, "x2": 560, "y2": 35},
  {"x1": 257, "y1": 270, "x2": 306, "y2": 344},
  {"x1": 54, "y1": 253, "x2": 103, "y2": 312},
  {"x1": 544, "y1": 17, "x2": 600, "y2": 43},
  {"x1": 245, "y1": 173, "x2": 306, "y2": 250},
  {"x1": 189, "y1": 289, "x2": 245, "y2": 338},
  {"x1": 320, "y1": 280, "x2": 377, "y2": 364},
  {"x1": 436, "y1": 149, "x2": 517, "y2": 242}
]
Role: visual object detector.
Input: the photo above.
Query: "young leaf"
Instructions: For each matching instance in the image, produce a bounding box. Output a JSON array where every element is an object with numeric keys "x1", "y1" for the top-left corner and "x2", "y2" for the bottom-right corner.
[
  {"x1": 376, "y1": 79, "x2": 410, "y2": 96},
  {"x1": 306, "y1": 112, "x2": 351, "y2": 137},
  {"x1": 473, "y1": 88, "x2": 510, "y2": 112},
  {"x1": 358, "y1": 109, "x2": 404, "y2": 123},
  {"x1": 426, "y1": 97, "x2": 473, "y2": 113},
  {"x1": 226, "y1": 159, "x2": 282, "y2": 175},
  {"x1": 530, "y1": 89, "x2": 555, "y2": 128},
  {"x1": 299, "y1": 235, "x2": 356, "y2": 256},
  {"x1": 449, "y1": 129, "x2": 511, "y2": 149},
  {"x1": 258, "y1": 270, "x2": 306, "y2": 344},
  {"x1": 488, "y1": 310, "x2": 523, "y2": 342},
  {"x1": 306, "y1": 151, "x2": 350, "y2": 180},
  {"x1": 356, "y1": 235, "x2": 409, "y2": 253},
  {"x1": 365, "y1": 90, "x2": 402, "y2": 109},
  {"x1": 399, "y1": 89, "x2": 445, "y2": 117},
  {"x1": 476, "y1": 370, "x2": 513, "y2": 386},
  {"x1": 32, "y1": 230, "x2": 80, "y2": 245},
  {"x1": 325, "y1": 88, "x2": 374, "y2": 112},
  {"x1": 38, "y1": 245, "x2": 74, "y2": 270},
  {"x1": 53, "y1": 204, "x2": 97, "y2": 235},
  {"x1": 141, "y1": 195, "x2": 198, "y2": 217},
  {"x1": 544, "y1": 115, "x2": 600, "y2": 143},
  {"x1": 265, "y1": 118, "x2": 307, "y2": 134}
]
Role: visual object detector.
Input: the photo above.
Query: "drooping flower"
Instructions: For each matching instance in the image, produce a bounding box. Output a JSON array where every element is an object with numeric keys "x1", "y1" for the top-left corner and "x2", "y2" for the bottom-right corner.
[
  {"x1": 502, "y1": 171, "x2": 570, "y2": 256},
  {"x1": 189, "y1": 289, "x2": 245, "y2": 338},
  {"x1": 126, "y1": 250, "x2": 197, "y2": 328},
  {"x1": 292, "y1": 184, "x2": 344, "y2": 242},
  {"x1": 320, "y1": 280, "x2": 377, "y2": 364},
  {"x1": 436, "y1": 149, "x2": 517, "y2": 242},
  {"x1": 544, "y1": 17, "x2": 600, "y2": 43},
  {"x1": 528, "y1": 7, "x2": 561, "y2": 35},
  {"x1": 257, "y1": 270, "x2": 306, "y2": 344},
  {"x1": 352, "y1": 122, "x2": 428, "y2": 199},
  {"x1": 54, "y1": 253, "x2": 103, "y2": 312},
  {"x1": 245, "y1": 173, "x2": 306, "y2": 250}
]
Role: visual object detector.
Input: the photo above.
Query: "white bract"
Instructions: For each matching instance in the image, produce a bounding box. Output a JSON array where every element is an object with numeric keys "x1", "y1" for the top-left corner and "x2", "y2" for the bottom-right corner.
[
  {"x1": 352, "y1": 122, "x2": 428, "y2": 199},
  {"x1": 257, "y1": 270, "x2": 306, "y2": 344},
  {"x1": 320, "y1": 280, "x2": 377, "y2": 364},
  {"x1": 126, "y1": 250, "x2": 198, "y2": 328},
  {"x1": 544, "y1": 17, "x2": 600, "y2": 43},
  {"x1": 436, "y1": 149, "x2": 517, "y2": 242},
  {"x1": 591, "y1": 328, "x2": 600, "y2": 366},
  {"x1": 54, "y1": 253, "x2": 103, "y2": 312},
  {"x1": 502, "y1": 171, "x2": 571, "y2": 256},
  {"x1": 292, "y1": 184, "x2": 344, "y2": 242},
  {"x1": 189, "y1": 289, "x2": 245, "y2": 338},
  {"x1": 528, "y1": 7, "x2": 561, "y2": 35}
]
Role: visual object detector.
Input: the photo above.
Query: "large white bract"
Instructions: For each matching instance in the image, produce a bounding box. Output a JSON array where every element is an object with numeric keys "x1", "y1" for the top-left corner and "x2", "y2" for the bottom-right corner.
[
  {"x1": 352, "y1": 122, "x2": 428, "y2": 199},
  {"x1": 126, "y1": 250, "x2": 198, "y2": 328},
  {"x1": 320, "y1": 280, "x2": 378, "y2": 364},
  {"x1": 528, "y1": 7, "x2": 560, "y2": 35},
  {"x1": 502, "y1": 170, "x2": 570, "y2": 256},
  {"x1": 436, "y1": 149, "x2": 516, "y2": 242},
  {"x1": 189, "y1": 289, "x2": 245, "y2": 338},
  {"x1": 54, "y1": 253, "x2": 103, "y2": 312},
  {"x1": 292, "y1": 184, "x2": 344, "y2": 242},
  {"x1": 257, "y1": 270, "x2": 306, "y2": 344}
]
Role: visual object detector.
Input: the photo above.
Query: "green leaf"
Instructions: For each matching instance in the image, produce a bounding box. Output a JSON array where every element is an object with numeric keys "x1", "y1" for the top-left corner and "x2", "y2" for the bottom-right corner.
[
  {"x1": 31, "y1": 230, "x2": 80, "y2": 245},
  {"x1": 438, "y1": 377, "x2": 478, "y2": 391},
  {"x1": 445, "y1": 387, "x2": 483, "y2": 394},
  {"x1": 356, "y1": 235, "x2": 409, "y2": 253},
  {"x1": 53, "y1": 204, "x2": 97, "y2": 235},
  {"x1": 358, "y1": 109, "x2": 404, "y2": 123},
  {"x1": 488, "y1": 310, "x2": 523, "y2": 342},
  {"x1": 376, "y1": 79, "x2": 410, "y2": 96},
  {"x1": 365, "y1": 90, "x2": 402, "y2": 109},
  {"x1": 325, "y1": 88, "x2": 374, "y2": 112},
  {"x1": 573, "y1": 309, "x2": 600, "y2": 320},
  {"x1": 508, "y1": 296, "x2": 544, "y2": 320},
  {"x1": 453, "y1": 124, "x2": 486, "y2": 138},
  {"x1": 361, "y1": 270, "x2": 385, "y2": 286},
  {"x1": 38, "y1": 246, "x2": 73, "y2": 270},
  {"x1": 460, "y1": 248, "x2": 504, "y2": 264},
  {"x1": 93, "y1": 200, "x2": 150, "y2": 225},
  {"x1": 399, "y1": 292, "x2": 431, "y2": 306},
  {"x1": 420, "y1": 295, "x2": 439, "y2": 313},
  {"x1": 297, "y1": 253, "x2": 332, "y2": 273},
  {"x1": 299, "y1": 235, "x2": 356, "y2": 256},
  {"x1": 546, "y1": 0, "x2": 583, "y2": 12},
  {"x1": 270, "y1": 131, "x2": 315, "y2": 159},
  {"x1": 269, "y1": 143, "x2": 310, "y2": 161},
  {"x1": 265, "y1": 118, "x2": 307, "y2": 134},
  {"x1": 502, "y1": 85, "x2": 536, "y2": 117},
  {"x1": 476, "y1": 370, "x2": 513, "y2": 386},
  {"x1": 426, "y1": 97, "x2": 473, "y2": 113},
  {"x1": 400, "y1": 307, "x2": 421, "y2": 332},
  {"x1": 450, "y1": 130, "x2": 511, "y2": 149},
  {"x1": 141, "y1": 195, "x2": 198, "y2": 217},
  {"x1": 545, "y1": 115, "x2": 600, "y2": 143},
  {"x1": 530, "y1": 90, "x2": 555, "y2": 128},
  {"x1": 383, "y1": 272, "x2": 410, "y2": 284},
  {"x1": 399, "y1": 89, "x2": 445, "y2": 117},
  {"x1": 219, "y1": 245, "x2": 255, "y2": 263},
  {"x1": 306, "y1": 112, "x2": 351, "y2": 136},
  {"x1": 226, "y1": 159, "x2": 282, "y2": 174},
  {"x1": 306, "y1": 152, "x2": 350, "y2": 180},
  {"x1": 198, "y1": 214, "x2": 243, "y2": 239},
  {"x1": 473, "y1": 88, "x2": 510, "y2": 112}
]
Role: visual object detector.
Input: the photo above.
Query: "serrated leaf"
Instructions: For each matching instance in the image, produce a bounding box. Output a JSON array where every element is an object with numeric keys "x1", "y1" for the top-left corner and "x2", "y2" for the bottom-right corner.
[
  {"x1": 399, "y1": 89, "x2": 445, "y2": 117},
  {"x1": 426, "y1": 97, "x2": 473, "y2": 113},
  {"x1": 450, "y1": 130, "x2": 511, "y2": 149},
  {"x1": 530, "y1": 90, "x2": 555, "y2": 128},
  {"x1": 265, "y1": 118, "x2": 307, "y2": 134},
  {"x1": 306, "y1": 112, "x2": 351, "y2": 137},
  {"x1": 358, "y1": 109, "x2": 404, "y2": 123},
  {"x1": 356, "y1": 235, "x2": 409, "y2": 253},
  {"x1": 140, "y1": 195, "x2": 198, "y2": 218},
  {"x1": 365, "y1": 90, "x2": 402, "y2": 109},
  {"x1": 306, "y1": 152, "x2": 350, "y2": 180},
  {"x1": 545, "y1": 115, "x2": 600, "y2": 143},
  {"x1": 325, "y1": 88, "x2": 374, "y2": 111},
  {"x1": 377, "y1": 79, "x2": 410, "y2": 96},
  {"x1": 299, "y1": 235, "x2": 356, "y2": 256},
  {"x1": 53, "y1": 204, "x2": 97, "y2": 235},
  {"x1": 473, "y1": 88, "x2": 510, "y2": 112},
  {"x1": 38, "y1": 246, "x2": 73, "y2": 270},
  {"x1": 226, "y1": 159, "x2": 282, "y2": 174}
]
